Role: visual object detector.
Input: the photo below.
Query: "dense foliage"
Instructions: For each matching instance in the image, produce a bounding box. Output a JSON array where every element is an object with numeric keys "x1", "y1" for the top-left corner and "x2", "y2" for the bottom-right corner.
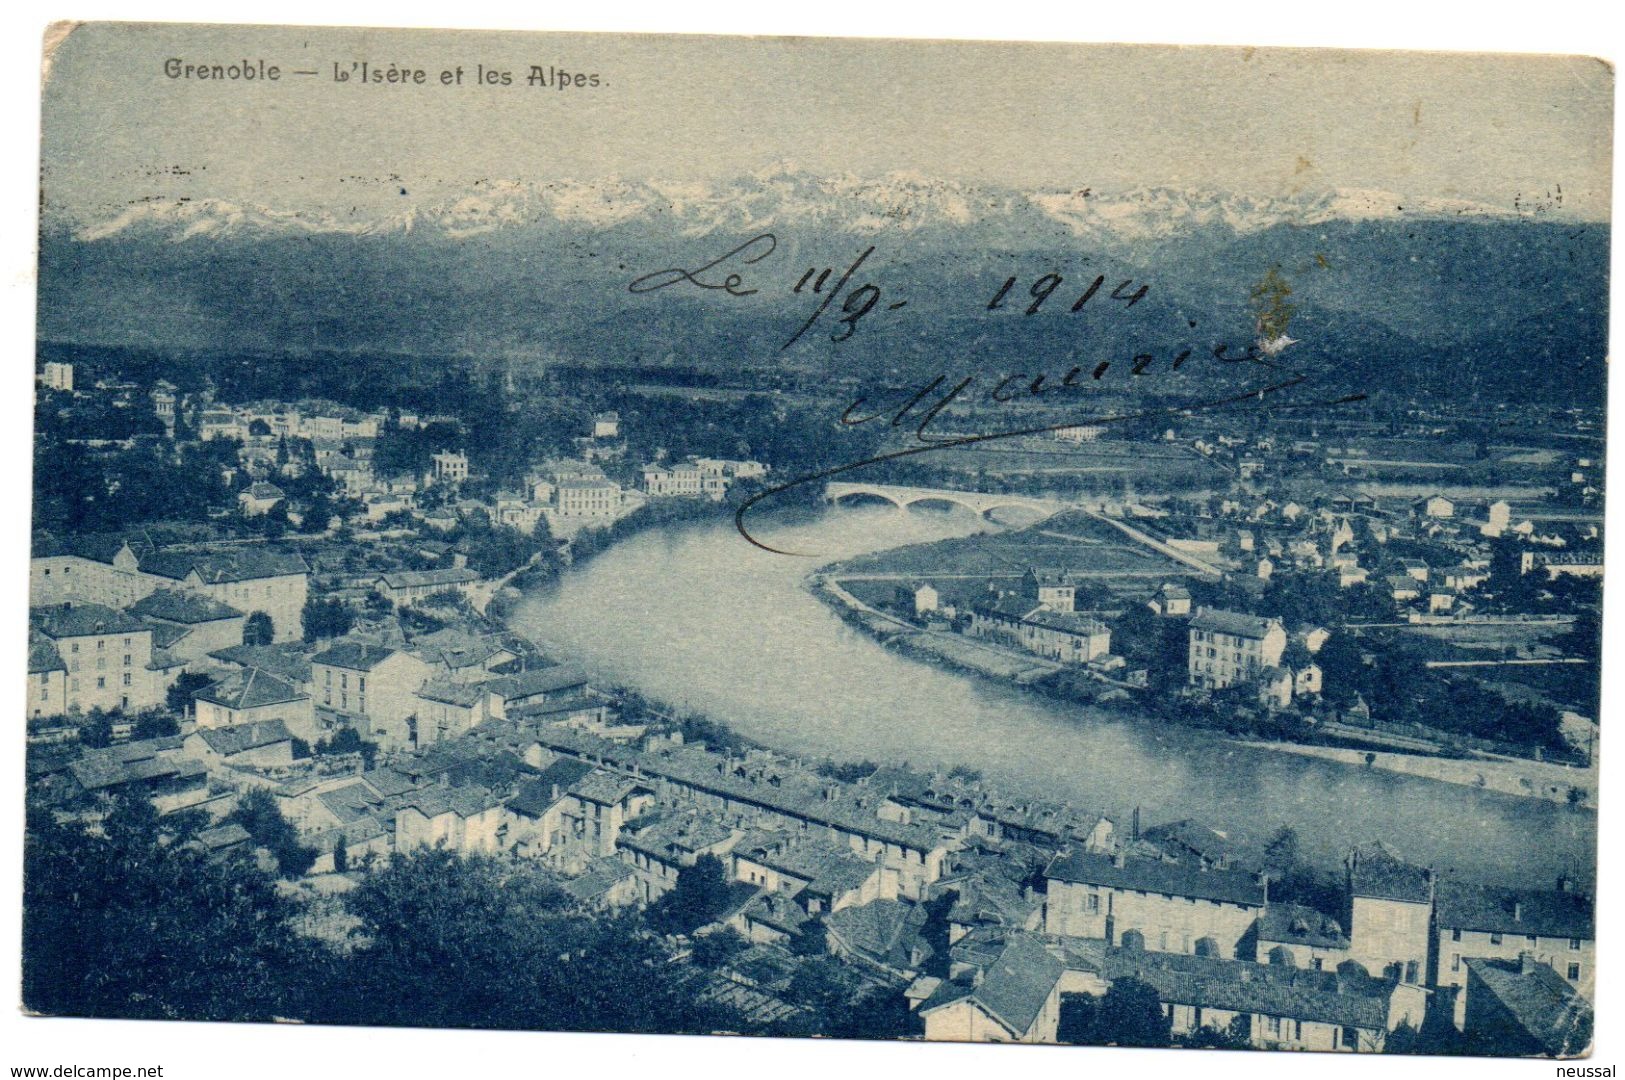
[{"x1": 24, "y1": 805, "x2": 749, "y2": 1036}]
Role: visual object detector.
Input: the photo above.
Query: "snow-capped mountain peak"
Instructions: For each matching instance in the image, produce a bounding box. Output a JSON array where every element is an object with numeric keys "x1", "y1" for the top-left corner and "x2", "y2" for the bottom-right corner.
[{"x1": 59, "y1": 171, "x2": 1528, "y2": 246}]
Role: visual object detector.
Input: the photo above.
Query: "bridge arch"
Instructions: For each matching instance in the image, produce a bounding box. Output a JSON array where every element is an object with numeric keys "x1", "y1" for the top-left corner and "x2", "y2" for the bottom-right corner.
[
  {"x1": 828, "y1": 488, "x2": 909, "y2": 511},
  {"x1": 826, "y1": 481, "x2": 1062, "y2": 522},
  {"x1": 897, "y1": 494, "x2": 987, "y2": 516}
]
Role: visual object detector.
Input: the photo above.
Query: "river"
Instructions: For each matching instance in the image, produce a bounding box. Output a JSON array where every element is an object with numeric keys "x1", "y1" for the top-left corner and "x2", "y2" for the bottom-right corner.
[{"x1": 509, "y1": 504, "x2": 1593, "y2": 886}]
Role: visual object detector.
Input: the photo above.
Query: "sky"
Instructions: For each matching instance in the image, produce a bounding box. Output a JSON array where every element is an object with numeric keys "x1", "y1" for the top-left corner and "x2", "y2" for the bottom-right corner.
[{"x1": 39, "y1": 22, "x2": 1614, "y2": 223}]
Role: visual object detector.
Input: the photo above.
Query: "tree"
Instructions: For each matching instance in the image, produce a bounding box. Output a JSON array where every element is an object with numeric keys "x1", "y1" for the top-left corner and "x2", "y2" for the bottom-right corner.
[
  {"x1": 77, "y1": 710, "x2": 115, "y2": 749},
  {"x1": 1058, "y1": 992, "x2": 1101, "y2": 1044},
  {"x1": 326, "y1": 849, "x2": 741, "y2": 1034},
  {"x1": 690, "y1": 927, "x2": 748, "y2": 968},
  {"x1": 1314, "y1": 633, "x2": 1366, "y2": 707},
  {"x1": 1178, "y1": 1015, "x2": 1252, "y2": 1049},
  {"x1": 316, "y1": 726, "x2": 379, "y2": 768},
  {"x1": 648, "y1": 853, "x2": 732, "y2": 935},
  {"x1": 302, "y1": 491, "x2": 335, "y2": 534},
  {"x1": 302, "y1": 596, "x2": 355, "y2": 642},
  {"x1": 243, "y1": 611, "x2": 275, "y2": 646},
  {"x1": 1092, "y1": 977, "x2": 1172, "y2": 1047},
  {"x1": 790, "y1": 920, "x2": 828, "y2": 957},
  {"x1": 785, "y1": 956, "x2": 856, "y2": 1015},
  {"x1": 23, "y1": 797, "x2": 317, "y2": 1022},
  {"x1": 257, "y1": 499, "x2": 291, "y2": 539},
  {"x1": 131, "y1": 707, "x2": 179, "y2": 741},
  {"x1": 229, "y1": 789, "x2": 316, "y2": 878},
  {"x1": 918, "y1": 889, "x2": 958, "y2": 977},
  {"x1": 1263, "y1": 825, "x2": 1301, "y2": 872},
  {"x1": 166, "y1": 670, "x2": 213, "y2": 718},
  {"x1": 1280, "y1": 639, "x2": 1313, "y2": 673},
  {"x1": 827, "y1": 986, "x2": 919, "y2": 1040}
]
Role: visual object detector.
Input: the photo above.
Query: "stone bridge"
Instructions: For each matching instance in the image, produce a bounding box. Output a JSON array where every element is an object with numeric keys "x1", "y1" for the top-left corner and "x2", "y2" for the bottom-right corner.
[{"x1": 825, "y1": 481, "x2": 1066, "y2": 520}]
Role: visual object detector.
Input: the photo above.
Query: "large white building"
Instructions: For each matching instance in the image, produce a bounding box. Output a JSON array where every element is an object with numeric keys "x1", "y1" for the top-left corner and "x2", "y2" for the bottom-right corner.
[
  {"x1": 1044, "y1": 849, "x2": 1268, "y2": 960},
  {"x1": 1433, "y1": 877, "x2": 1594, "y2": 1028},
  {"x1": 39, "y1": 361, "x2": 74, "y2": 392},
  {"x1": 430, "y1": 450, "x2": 470, "y2": 484},
  {"x1": 29, "y1": 603, "x2": 162, "y2": 715},
  {"x1": 31, "y1": 540, "x2": 308, "y2": 644},
  {"x1": 1187, "y1": 607, "x2": 1287, "y2": 690},
  {"x1": 554, "y1": 478, "x2": 623, "y2": 517},
  {"x1": 309, "y1": 640, "x2": 433, "y2": 750},
  {"x1": 642, "y1": 461, "x2": 703, "y2": 497}
]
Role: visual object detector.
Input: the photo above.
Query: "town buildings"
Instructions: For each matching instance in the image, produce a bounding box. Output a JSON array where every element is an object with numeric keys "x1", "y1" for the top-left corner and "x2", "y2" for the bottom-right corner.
[
  {"x1": 29, "y1": 603, "x2": 162, "y2": 714},
  {"x1": 1043, "y1": 849, "x2": 1268, "y2": 958},
  {"x1": 1345, "y1": 842, "x2": 1434, "y2": 985},
  {"x1": 192, "y1": 668, "x2": 317, "y2": 743},
  {"x1": 310, "y1": 641, "x2": 432, "y2": 750},
  {"x1": 1187, "y1": 607, "x2": 1287, "y2": 691},
  {"x1": 1434, "y1": 877, "x2": 1595, "y2": 1027}
]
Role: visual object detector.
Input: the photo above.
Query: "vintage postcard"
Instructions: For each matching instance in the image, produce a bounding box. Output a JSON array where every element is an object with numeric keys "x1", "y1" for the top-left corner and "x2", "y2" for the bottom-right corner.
[{"x1": 23, "y1": 21, "x2": 1610, "y2": 1062}]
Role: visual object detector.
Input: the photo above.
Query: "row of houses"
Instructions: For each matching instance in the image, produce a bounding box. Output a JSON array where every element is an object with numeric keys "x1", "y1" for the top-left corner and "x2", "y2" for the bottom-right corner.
[
  {"x1": 35, "y1": 695, "x2": 1593, "y2": 1055},
  {"x1": 641, "y1": 457, "x2": 768, "y2": 500}
]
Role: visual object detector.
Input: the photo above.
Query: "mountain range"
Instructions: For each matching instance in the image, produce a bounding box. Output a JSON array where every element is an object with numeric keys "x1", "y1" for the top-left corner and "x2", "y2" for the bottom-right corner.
[{"x1": 37, "y1": 169, "x2": 1609, "y2": 406}]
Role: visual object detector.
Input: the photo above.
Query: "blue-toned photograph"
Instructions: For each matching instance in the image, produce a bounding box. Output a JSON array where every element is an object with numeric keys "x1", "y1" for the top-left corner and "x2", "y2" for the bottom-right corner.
[{"x1": 22, "y1": 22, "x2": 1609, "y2": 1062}]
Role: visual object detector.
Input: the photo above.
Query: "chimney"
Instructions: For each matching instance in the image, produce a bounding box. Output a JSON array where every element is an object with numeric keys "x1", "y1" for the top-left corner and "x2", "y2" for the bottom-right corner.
[
  {"x1": 1112, "y1": 851, "x2": 1127, "y2": 869},
  {"x1": 1557, "y1": 874, "x2": 1576, "y2": 893},
  {"x1": 1513, "y1": 900, "x2": 1524, "y2": 922}
]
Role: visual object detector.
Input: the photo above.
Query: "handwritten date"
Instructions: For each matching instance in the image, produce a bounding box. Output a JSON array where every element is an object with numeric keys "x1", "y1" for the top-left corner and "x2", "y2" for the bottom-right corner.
[{"x1": 628, "y1": 233, "x2": 1150, "y2": 350}]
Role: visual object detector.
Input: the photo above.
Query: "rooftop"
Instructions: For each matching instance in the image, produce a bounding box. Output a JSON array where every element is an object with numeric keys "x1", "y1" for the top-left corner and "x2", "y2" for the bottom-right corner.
[
  {"x1": 31, "y1": 602, "x2": 149, "y2": 640},
  {"x1": 507, "y1": 758, "x2": 596, "y2": 818},
  {"x1": 1436, "y1": 879, "x2": 1593, "y2": 940},
  {"x1": 311, "y1": 640, "x2": 400, "y2": 672},
  {"x1": 140, "y1": 548, "x2": 308, "y2": 584},
  {"x1": 195, "y1": 668, "x2": 307, "y2": 711},
  {"x1": 1464, "y1": 956, "x2": 1593, "y2": 1057},
  {"x1": 67, "y1": 739, "x2": 202, "y2": 792},
  {"x1": 1044, "y1": 850, "x2": 1267, "y2": 907},
  {"x1": 207, "y1": 643, "x2": 313, "y2": 685},
  {"x1": 1347, "y1": 841, "x2": 1433, "y2": 904},
  {"x1": 1189, "y1": 607, "x2": 1280, "y2": 640},
  {"x1": 486, "y1": 664, "x2": 587, "y2": 699},
  {"x1": 415, "y1": 678, "x2": 490, "y2": 708},
  {"x1": 1256, "y1": 902, "x2": 1351, "y2": 950},
  {"x1": 1140, "y1": 818, "x2": 1233, "y2": 864},
  {"x1": 1103, "y1": 946, "x2": 1394, "y2": 1031},
  {"x1": 27, "y1": 632, "x2": 65, "y2": 674},
  {"x1": 191, "y1": 719, "x2": 294, "y2": 756},
  {"x1": 379, "y1": 567, "x2": 481, "y2": 589},
  {"x1": 920, "y1": 933, "x2": 1064, "y2": 1038},
  {"x1": 129, "y1": 588, "x2": 244, "y2": 624}
]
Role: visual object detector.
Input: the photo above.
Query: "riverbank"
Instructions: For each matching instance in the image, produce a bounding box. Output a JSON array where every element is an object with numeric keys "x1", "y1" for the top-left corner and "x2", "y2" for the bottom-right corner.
[
  {"x1": 814, "y1": 567, "x2": 1594, "y2": 809},
  {"x1": 817, "y1": 576, "x2": 1060, "y2": 681},
  {"x1": 1231, "y1": 739, "x2": 1598, "y2": 809},
  {"x1": 505, "y1": 504, "x2": 1592, "y2": 882}
]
